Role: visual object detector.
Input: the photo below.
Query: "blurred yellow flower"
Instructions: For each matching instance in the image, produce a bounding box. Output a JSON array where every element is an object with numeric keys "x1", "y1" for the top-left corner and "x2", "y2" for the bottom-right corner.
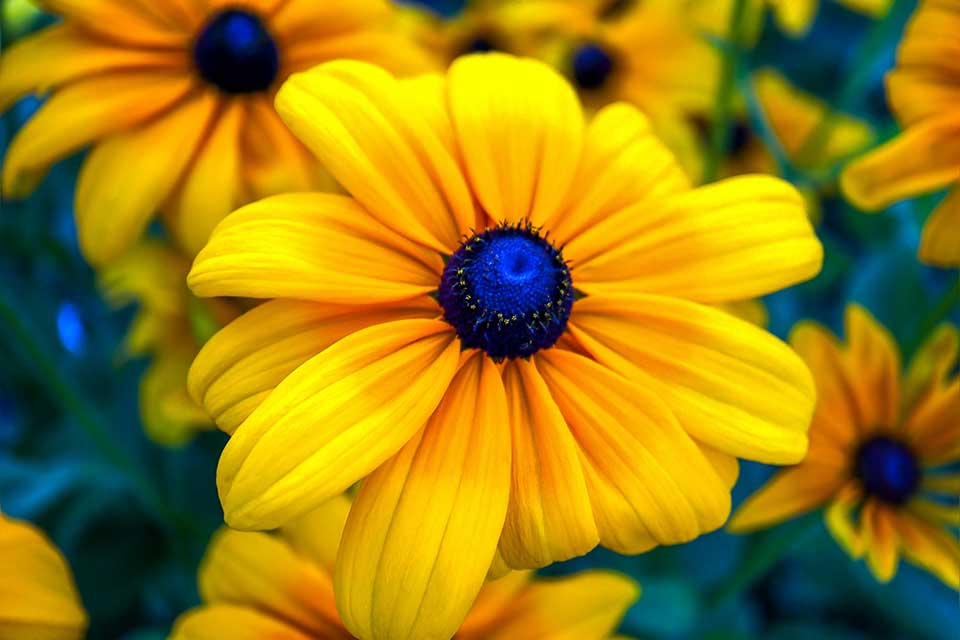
[
  {"x1": 0, "y1": 0, "x2": 427, "y2": 265},
  {"x1": 0, "y1": 513, "x2": 87, "y2": 640},
  {"x1": 170, "y1": 495, "x2": 639, "y2": 640},
  {"x1": 842, "y1": 0, "x2": 960, "y2": 267},
  {"x1": 729, "y1": 305, "x2": 960, "y2": 589},
  {"x1": 98, "y1": 241, "x2": 237, "y2": 446},
  {"x1": 188, "y1": 54, "x2": 821, "y2": 638},
  {"x1": 701, "y1": 0, "x2": 893, "y2": 40}
]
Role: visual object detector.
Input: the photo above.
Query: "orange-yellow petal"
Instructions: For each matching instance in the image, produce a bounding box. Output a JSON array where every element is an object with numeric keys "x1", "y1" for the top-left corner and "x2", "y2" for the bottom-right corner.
[
  {"x1": 2, "y1": 72, "x2": 194, "y2": 198},
  {"x1": 188, "y1": 192, "x2": 442, "y2": 304},
  {"x1": 457, "y1": 572, "x2": 533, "y2": 639},
  {"x1": 75, "y1": 91, "x2": 218, "y2": 265},
  {"x1": 841, "y1": 305, "x2": 902, "y2": 431},
  {"x1": 280, "y1": 494, "x2": 352, "y2": 577},
  {"x1": 727, "y1": 464, "x2": 847, "y2": 533},
  {"x1": 189, "y1": 298, "x2": 439, "y2": 435},
  {"x1": 548, "y1": 102, "x2": 690, "y2": 245},
  {"x1": 170, "y1": 604, "x2": 316, "y2": 640},
  {"x1": 241, "y1": 96, "x2": 324, "y2": 197},
  {"x1": 197, "y1": 528, "x2": 344, "y2": 636},
  {"x1": 919, "y1": 187, "x2": 960, "y2": 267},
  {"x1": 892, "y1": 512, "x2": 960, "y2": 589},
  {"x1": 34, "y1": 0, "x2": 187, "y2": 47},
  {"x1": 484, "y1": 570, "x2": 640, "y2": 640},
  {"x1": 861, "y1": 501, "x2": 900, "y2": 582},
  {"x1": 0, "y1": 515, "x2": 87, "y2": 640},
  {"x1": 166, "y1": 98, "x2": 244, "y2": 257},
  {"x1": 824, "y1": 483, "x2": 865, "y2": 558},
  {"x1": 569, "y1": 294, "x2": 814, "y2": 464},
  {"x1": 904, "y1": 322, "x2": 959, "y2": 411},
  {"x1": 218, "y1": 319, "x2": 459, "y2": 530},
  {"x1": 568, "y1": 175, "x2": 821, "y2": 304},
  {"x1": 498, "y1": 358, "x2": 598, "y2": 569},
  {"x1": 448, "y1": 53, "x2": 583, "y2": 228},
  {"x1": 0, "y1": 24, "x2": 186, "y2": 113},
  {"x1": 538, "y1": 349, "x2": 731, "y2": 551},
  {"x1": 841, "y1": 114, "x2": 960, "y2": 211},
  {"x1": 335, "y1": 353, "x2": 511, "y2": 640},
  {"x1": 275, "y1": 61, "x2": 473, "y2": 253}
]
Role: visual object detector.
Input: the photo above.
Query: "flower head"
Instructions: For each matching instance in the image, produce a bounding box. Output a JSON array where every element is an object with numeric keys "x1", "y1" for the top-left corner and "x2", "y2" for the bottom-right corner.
[
  {"x1": 0, "y1": 0, "x2": 429, "y2": 264},
  {"x1": 729, "y1": 305, "x2": 960, "y2": 588},
  {"x1": 842, "y1": 0, "x2": 960, "y2": 266},
  {"x1": 170, "y1": 495, "x2": 639, "y2": 640},
  {"x1": 188, "y1": 54, "x2": 821, "y2": 638},
  {"x1": 0, "y1": 514, "x2": 87, "y2": 639}
]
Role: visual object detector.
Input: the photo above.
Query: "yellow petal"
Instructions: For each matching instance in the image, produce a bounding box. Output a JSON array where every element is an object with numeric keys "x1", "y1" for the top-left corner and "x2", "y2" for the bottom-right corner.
[
  {"x1": 34, "y1": 0, "x2": 187, "y2": 46},
  {"x1": 841, "y1": 305, "x2": 901, "y2": 430},
  {"x1": 768, "y1": 0, "x2": 818, "y2": 37},
  {"x1": 280, "y1": 494, "x2": 353, "y2": 576},
  {"x1": 458, "y1": 572, "x2": 533, "y2": 638},
  {"x1": 188, "y1": 192, "x2": 442, "y2": 304},
  {"x1": 141, "y1": 347, "x2": 210, "y2": 447},
  {"x1": 569, "y1": 294, "x2": 814, "y2": 464},
  {"x1": 241, "y1": 96, "x2": 325, "y2": 198},
  {"x1": 907, "y1": 328, "x2": 958, "y2": 404},
  {"x1": 904, "y1": 377, "x2": 960, "y2": 465},
  {"x1": 893, "y1": 512, "x2": 960, "y2": 589},
  {"x1": 335, "y1": 353, "x2": 511, "y2": 640},
  {"x1": 197, "y1": 528, "x2": 345, "y2": 636},
  {"x1": 895, "y1": 0, "x2": 960, "y2": 91},
  {"x1": 218, "y1": 319, "x2": 459, "y2": 530},
  {"x1": 170, "y1": 604, "x2": 315, "y2": 640},
  {"x1": 569, "y1": 175, "x2": 822, "y2": 304},
  {"x1": 909, "y1": 499, "x2": 960, "y2": 527},
  {"x1": 923, "y1": 472, "x2": 960, "y2": 496},
  {"x1": 789, "y1": 321, "x2": 863, "y2": 446},
  {"x1": 165, "y1": 98, "x2": 243, "y2": 257},
  {"x1": 271, "y1": 0, "x2": 388, "y2": 42},
  {"x1": 275, "y1": 61, "x2": 473, "y2": 253},
  {"x1": 2, "y1": 72, "x2": 194, "y2": 198},
  {"x1": 284, "y1": 30, "x2": 435, "y2": 77},
  {"x1": 887, "y1": 69, "x2": 960, "y2": 127},
  {"x1": 548, "y1": 102, "x2": 690, "y2": 245},
  {"x1": 498, "y1": 358, "x2": 598, "y2": 569},
  {"x1": 861, "y1": 501, "x2": 900, "y2": 582},
  {"x1": 75, "y1": 91, "x2": 218, "y2": 265},
  {"x1": 727, "y1": 464, "x2": 846, "y2": 533},
  {"x1": 700, "y1": 443, "x2": 740, "y2": 489},
  {"x1": 538, "y1": 349, "x2": 731, "y2": 550},
  {"x1": 448, "y1": 53, "x2": 583, "y2": 228},
  {"x1": 841, "y1": 114, "x2": 960, "y2": 210},
  {"x1": 824, "y1": 483, "x2": 865, "y2": 558},
  {"x1": 486, "y1": 570, "x2": 640, "y2": 640},
  {"x1": 189, "y1": 298, "x2": 439, "y2": 435},
  {"x1": 919, "y1": 188, "x2": 960, "y2": 267},
  {"x1": 0, "y1": 515, "x2": 87, "y2": 640},
  {"x1": 0, "y1": 24, "x2": 185, "y2": 113}
]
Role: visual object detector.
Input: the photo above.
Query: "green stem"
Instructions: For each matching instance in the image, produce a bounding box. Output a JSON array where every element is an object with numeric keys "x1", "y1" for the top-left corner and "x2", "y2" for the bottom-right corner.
[
  {"x1": 702, "y1": 0, "x2": 750, "y2": 184},
  {"x1": 705, "y1": 512, "x2": 820, "y2": 609},
  {"x1": 0, "y1": 287, "x2": 177, "y2": 527}
]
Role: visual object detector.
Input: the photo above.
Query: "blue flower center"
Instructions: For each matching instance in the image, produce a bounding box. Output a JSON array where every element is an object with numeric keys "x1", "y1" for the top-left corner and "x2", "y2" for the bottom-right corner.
[
  {"x1": 854, "y1": 436, "x2": 920, "y2": 505},
  {"x1": 194, "y1": 9, "x2": 279, "y2": 94},
  {"x1": 572, "y1": 43, "x2": 615, "y2": 90},
  {"x1": 437, "y1": 223, "x2": 574, "y2": 361},
  {"x1": 463, "y1": 35, "x2": 498, "y2": 54}
]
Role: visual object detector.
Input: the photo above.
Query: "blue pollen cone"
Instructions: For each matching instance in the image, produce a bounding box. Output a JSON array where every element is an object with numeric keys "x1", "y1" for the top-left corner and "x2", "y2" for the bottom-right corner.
[
  {"x1": 438, "y1": 223, "x2": 574, "y2": 361},
  {"x1": 572, "y1": 43, "x2": 615, "y2": 90},
  {"x1": 194, "y1": 9, "x2": 279, "y2": 94},
  {"x1": 854, "y1": 436, "x2": 921, "y2": 505}
]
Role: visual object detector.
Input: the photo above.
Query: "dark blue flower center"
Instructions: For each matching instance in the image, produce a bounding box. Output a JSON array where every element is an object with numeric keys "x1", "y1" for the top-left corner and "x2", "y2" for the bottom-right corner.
[
  {"x1": 437, "y1": 223, "x2": 574, "y2": 361},
  {"x1": 854, "y1": 436, "x2": 921, "y2": 505},
  {"x1": 463, "y1": 35, "x2": 499, "y2": 54},
  {"x1": 194, "y1": 9, "x2": 279, "y2": 94},
  {"x1": 572, "y1": 43, "x2": 615, "y2": 90}
]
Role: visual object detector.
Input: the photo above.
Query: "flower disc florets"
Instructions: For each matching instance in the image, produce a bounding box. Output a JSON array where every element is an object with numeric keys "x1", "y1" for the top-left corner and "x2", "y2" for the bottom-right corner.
[
  {"x1": 438, "y1": 222, "x2": 574, "y2": 361},
  {"x1": 572, "y1": 42, "x2": 615, "y2": 90},
  {"x1": 854, "y1": 436, "x2": 921, "y2": 505},
  {"x1": 194, "y1": 9, "x2": 280, "y2": 94}
]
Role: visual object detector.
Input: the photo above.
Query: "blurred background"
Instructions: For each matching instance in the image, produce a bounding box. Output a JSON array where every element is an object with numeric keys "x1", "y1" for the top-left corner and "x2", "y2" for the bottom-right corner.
[{"x1": 0, "y1": 0, "x2": 957, "y2": 638}]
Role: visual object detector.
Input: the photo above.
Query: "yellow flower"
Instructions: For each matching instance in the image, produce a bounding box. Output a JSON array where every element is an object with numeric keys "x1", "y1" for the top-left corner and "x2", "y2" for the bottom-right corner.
[
  {"x1": 0, "y1": 513, "x2": 87, "y2": 640},
  {"x1": 188, "y1": 54, "x2": 821, "y2": 638},
  {"x1": 701, "y1": 0, "x2": 893, "y2": 40},
  {"x1": 0, "y1": 0, "x2": 428, "y2": 265},
  {"x1": 170, "y1": 495, "x2": 639, "y2": 640},
  {"x1": 841, "y1": 0, "x2": 960, "y2": 267},
  {"x1": 729, "y1": 305, "x2": 960, "y2": 589},
  {"x1": 98, "y1": 241, "x2": 237, "y2": 446}
]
